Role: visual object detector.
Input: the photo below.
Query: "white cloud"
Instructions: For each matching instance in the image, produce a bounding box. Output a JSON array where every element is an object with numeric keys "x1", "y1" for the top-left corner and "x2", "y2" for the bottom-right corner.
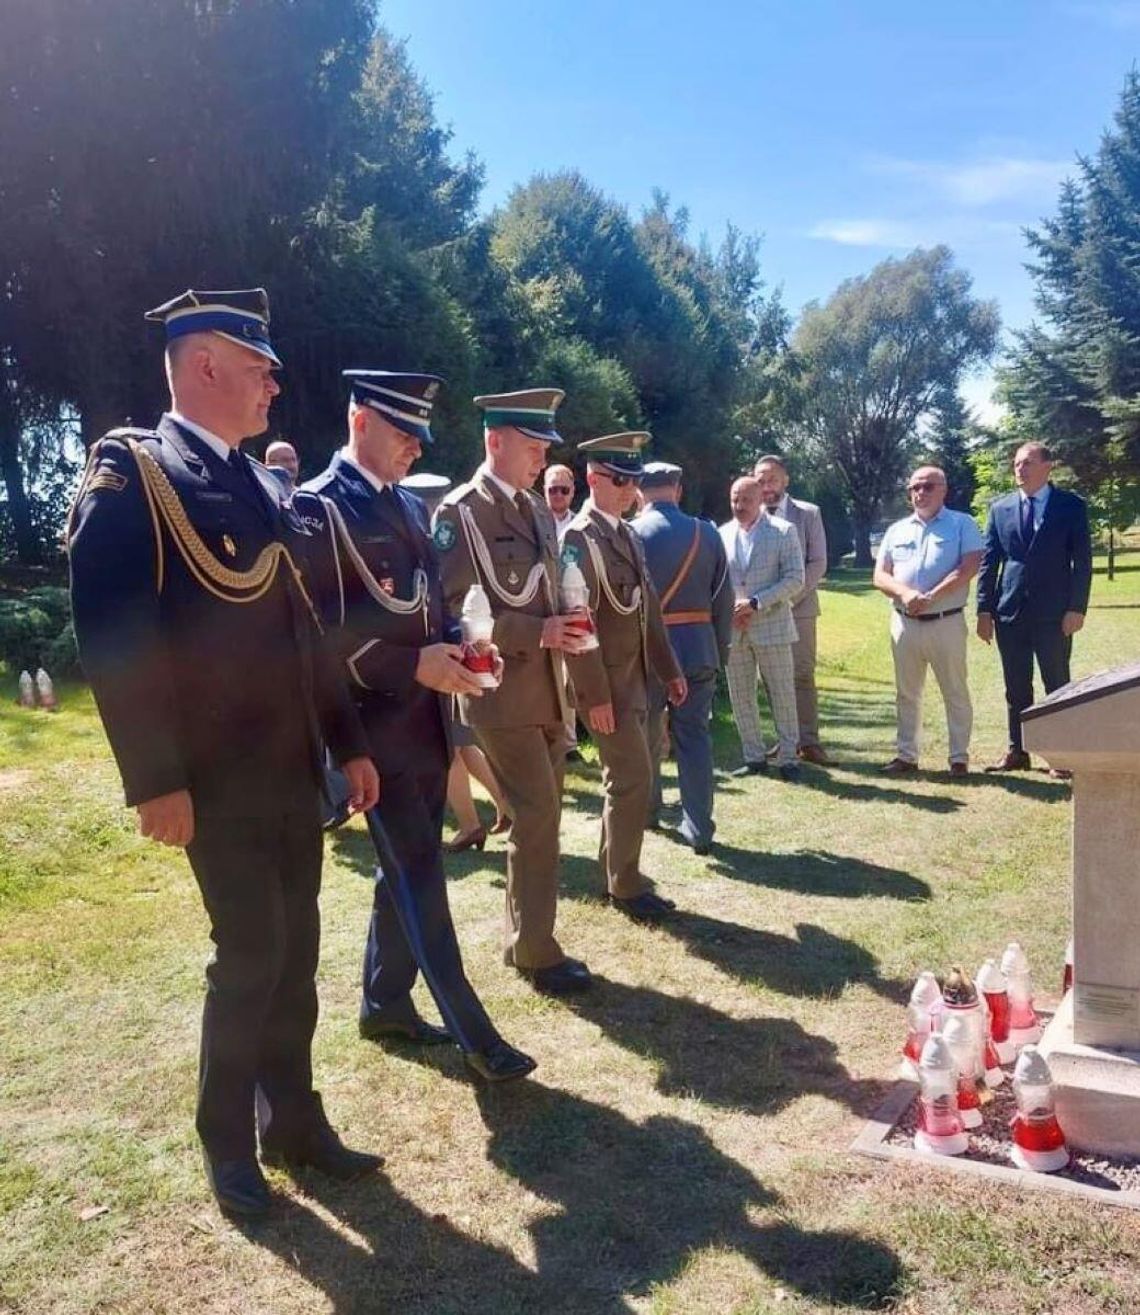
[
  {"x1": 867, "y1": 153, "x2": 1072, "y2": 207},
  {"x1": 961, "y1": 372, "x2": 1007, "y2": 428},
  {"x1": 808, "y1": 216, "x2": 1021, "y2": 249},
  {"x1": 806, "y1": 218, "x2": 922, "y2": 247}
]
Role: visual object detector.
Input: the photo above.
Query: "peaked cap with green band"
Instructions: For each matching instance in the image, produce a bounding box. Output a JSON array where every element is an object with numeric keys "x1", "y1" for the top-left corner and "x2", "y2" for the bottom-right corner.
[
  {"x1": 474, "y1": 387, "x2": 565, "y2": 443},
  {"x1": 578, "y1": 430, "x2": 651, "y2": 477}
]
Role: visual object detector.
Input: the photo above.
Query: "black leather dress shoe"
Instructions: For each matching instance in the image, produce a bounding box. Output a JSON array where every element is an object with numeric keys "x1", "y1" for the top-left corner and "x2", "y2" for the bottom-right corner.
[
  {"x1": 610, "y1": 890, "x2": 677, "y2": 923},
  {"x1": 522, "y1": 957, "x2": 593, "y2": 995},
  {"x1": 464, "y1": 1039, "x2": 537, "y2": 1084},
  {"x1": 985, "y1": 749, "x2": 1032, "y2": 772},
  {"x1": 261, "y1": 1094, "x2": 384, "y2": 1182},
  {"x1": 731, "y1": 761, "x2": 768, "y2": 777},
  {"x1": 203, "y1": 1153, "x2": 271, "y2": 1218},
  {"x1": 778, "y1": 763, "x2": 802, "y2": 783},
  {"x1": 359, "y1": 1015, "x2": 452, "y2": 1045}
]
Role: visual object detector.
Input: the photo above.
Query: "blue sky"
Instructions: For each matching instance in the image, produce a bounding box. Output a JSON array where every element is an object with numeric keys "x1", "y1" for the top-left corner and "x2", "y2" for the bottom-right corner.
[{"x1": 378, "y1": 0, "x2": 1140, "y2": 418}]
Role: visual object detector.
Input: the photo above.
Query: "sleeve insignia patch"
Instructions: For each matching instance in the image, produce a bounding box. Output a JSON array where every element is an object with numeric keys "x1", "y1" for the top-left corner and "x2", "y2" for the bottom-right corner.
[
  {"x1": 561, "y1": 542, "x2": 581, "y2": 568},
  {"x1": 433, "y1": 519, "x2": 457, "y2": 551},
  {"x1": 84, "y1": 470, "x2": 128, "y2": 496}
]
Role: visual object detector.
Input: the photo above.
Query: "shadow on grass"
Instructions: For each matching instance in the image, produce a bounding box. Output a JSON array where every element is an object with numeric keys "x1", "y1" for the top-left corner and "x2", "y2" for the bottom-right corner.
[
  {"x1": 658, "y1": 913, "x2": 911, "y2": 1004},
  {"x1": 241, "y1": 1080, "x2": 906, "y2": 1310},
  {"x1": 680, "y1": 843, "x2": 930, "y2": 901},
  {"x1": 564, "y1": 974, "x2": 893, "y2": 1115}
]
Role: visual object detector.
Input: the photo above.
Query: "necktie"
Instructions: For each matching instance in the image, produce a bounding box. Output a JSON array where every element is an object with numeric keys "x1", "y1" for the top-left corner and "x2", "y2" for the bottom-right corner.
[{"x1": 1021, "y1": 495, "x2": 1035, "y2": 543}]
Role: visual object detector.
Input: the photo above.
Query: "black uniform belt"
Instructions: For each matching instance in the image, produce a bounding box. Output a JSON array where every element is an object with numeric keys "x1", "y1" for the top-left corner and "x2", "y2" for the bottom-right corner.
[{"x1": 894, "y1": 605, "x2": 964, "y2": 622}]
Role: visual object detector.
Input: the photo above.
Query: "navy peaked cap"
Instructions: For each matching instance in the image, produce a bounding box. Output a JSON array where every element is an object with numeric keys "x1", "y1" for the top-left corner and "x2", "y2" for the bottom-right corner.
[
  {"x1": 146, "y1": 288, "x2": 280, "y2": 366},
  {"x1": 345, "y1": 371, "x2": 444, "y2": 444},
  {"x1": 640, "y1": 460, "x2": 683, "y2": 488}
]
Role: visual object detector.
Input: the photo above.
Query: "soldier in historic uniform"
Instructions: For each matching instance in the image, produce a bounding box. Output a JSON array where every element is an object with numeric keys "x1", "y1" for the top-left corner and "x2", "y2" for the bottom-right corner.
[
  {"x1": 562, "y1": 434, "x2": 687, "y2": 919},
  {"x1": 433, "y1": 389, "x2": 594, "y2": 995},
  {"x1": 294, "y1": 371, "x2": 535, "y2": 1083},
  {"x1": 631, "y1": 460, "x2": 734, "y2": 856},
  {"x1": 67, "y1": 289, "x2": 382, "y2": 1218}
]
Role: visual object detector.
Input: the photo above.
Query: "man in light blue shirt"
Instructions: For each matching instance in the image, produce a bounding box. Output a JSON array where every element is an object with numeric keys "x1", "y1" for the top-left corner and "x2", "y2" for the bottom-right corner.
[{"x1": 873, "y1": 465, "x2": 984, "y2": 775}]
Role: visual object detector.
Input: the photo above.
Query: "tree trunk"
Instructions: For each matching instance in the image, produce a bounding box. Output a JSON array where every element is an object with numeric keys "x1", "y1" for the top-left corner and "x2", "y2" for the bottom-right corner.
[
  {"x1": 0, "y1": 415, "x2": 41, "y2": 564},
  {"x1": 851, "y1": 514, "x2": 874, "y2": 568},
  {"x1": 1108, "y1": 527, "x2": 1115, "y2": 583}
]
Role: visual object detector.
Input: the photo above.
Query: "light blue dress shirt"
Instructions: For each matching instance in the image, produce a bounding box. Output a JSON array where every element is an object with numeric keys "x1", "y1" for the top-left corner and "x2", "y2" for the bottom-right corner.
[{"x1": 876, "y1": 507, "x2": 985, "y2": 611}]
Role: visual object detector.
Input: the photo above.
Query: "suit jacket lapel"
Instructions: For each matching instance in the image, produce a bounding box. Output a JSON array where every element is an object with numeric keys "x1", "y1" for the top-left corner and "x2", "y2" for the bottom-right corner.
[
  {"x1": 162, "y1": 416, "x2": 272, "y2": 525},
  {"x1": 478, "y1": 469, "x2": 537, "y2": 544}
]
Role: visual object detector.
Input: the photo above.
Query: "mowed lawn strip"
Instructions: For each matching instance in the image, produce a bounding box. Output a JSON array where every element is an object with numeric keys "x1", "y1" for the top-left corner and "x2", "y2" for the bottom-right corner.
[{"x1": 2, "y1": 555, "x2": 1139, "y2": 1314}]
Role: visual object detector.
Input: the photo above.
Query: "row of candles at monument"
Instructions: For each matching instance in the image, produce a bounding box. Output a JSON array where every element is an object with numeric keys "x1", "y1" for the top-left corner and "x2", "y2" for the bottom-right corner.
[{"x1": 902, "y1": 943, "x2": 1070, "y2": 1172}]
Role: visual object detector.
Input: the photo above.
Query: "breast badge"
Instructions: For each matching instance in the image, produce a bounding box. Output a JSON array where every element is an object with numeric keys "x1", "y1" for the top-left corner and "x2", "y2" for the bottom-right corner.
[{"x1": 222, "y1": 534, "x2": 237, "y2": 558}]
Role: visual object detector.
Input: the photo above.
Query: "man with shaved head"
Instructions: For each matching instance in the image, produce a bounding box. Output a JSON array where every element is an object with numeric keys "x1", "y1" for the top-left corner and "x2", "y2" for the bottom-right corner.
[
  {"x1": 68, "y1": 288, "x2": 382, "y2": 1217},
  {"x1": 718, "y1": 475, "x2": 805, "y2": 781},
  {"x1": 873, "y1": 464, "x2": 984, "y2": 776},
  {"x1": 264, "y1": 439, "x2": 299, "y2": 490}
]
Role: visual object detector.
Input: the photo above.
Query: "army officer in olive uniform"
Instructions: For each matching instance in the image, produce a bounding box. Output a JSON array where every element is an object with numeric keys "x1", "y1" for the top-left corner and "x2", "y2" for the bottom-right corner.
[
  {"x1": 68, "y1": 288, "x2": 381, "y2": 1218},
  {"x1": 562, "y1": 434, "x2": 687, "y2": 921},
  {"x1": 295, "y1": 371, "x2": 535, "y2": 1083},
  {"x1": 434, "y1": 389, "x2": 594, "y2": 995}
]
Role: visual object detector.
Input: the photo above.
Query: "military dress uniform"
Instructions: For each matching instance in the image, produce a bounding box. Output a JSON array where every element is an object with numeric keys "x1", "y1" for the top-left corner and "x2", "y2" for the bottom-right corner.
[
  {"x1": 562, "y1": 436, "x2": 682, "y2": 910},
  {"x1": 295, "y1": 371, "x2": 533, "y2": 1081},
  {"x1": 67, "y1": 290, "x2": 374, "y2": 1197},
  {"x1": 631, "y1": 462, "x2": 734, "y2": 853},
  {"x1": 433, "y1": 390, "x2": 577, "y2": 981}
]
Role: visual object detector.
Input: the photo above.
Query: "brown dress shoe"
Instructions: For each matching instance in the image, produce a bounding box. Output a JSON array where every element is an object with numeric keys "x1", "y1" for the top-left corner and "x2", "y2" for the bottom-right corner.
[
  {"x1": 798, "y1": 745, "x2": 832, "y2": 766},
  {"x1": 948, "y1": 761, "x2": 969, "y2": 777},
  {"x1": 1048, "y1": 767, "x2": 1072, "y2": 781},
  {"x1": 984, "y1": 750, "x2": 1031, "y2": 773},
  {"x1": 881, "y1": 757, "x2": 919, "y2": 775}
]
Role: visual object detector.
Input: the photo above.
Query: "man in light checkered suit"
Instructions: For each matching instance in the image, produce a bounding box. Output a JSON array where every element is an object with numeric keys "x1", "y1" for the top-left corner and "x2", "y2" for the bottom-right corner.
[{"x1": 718, "y1": 476, "x2": 805, "y2": 781}]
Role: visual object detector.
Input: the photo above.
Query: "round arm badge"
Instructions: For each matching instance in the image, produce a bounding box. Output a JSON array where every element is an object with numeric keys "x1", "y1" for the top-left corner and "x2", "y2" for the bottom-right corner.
[
  {"x1": 433, "y1": 519, "x2": 457, "y2": 552},
  {"x1": 561, "y1": 542, "x2": 582, "y2": 570}
]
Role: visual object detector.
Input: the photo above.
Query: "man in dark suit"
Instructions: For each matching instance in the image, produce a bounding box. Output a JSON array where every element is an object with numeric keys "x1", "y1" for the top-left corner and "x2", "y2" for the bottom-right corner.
[
  {"x1": 295, "y1": 371, "x2": 535, "y2": 1083},
  {"x1": 631, "y1": 461, "x2": 733, "y2": 856},
  {"x1": 976, "y1": 441, "x2": 1093, "y2": 772},
  {"x1": 68, "y1": 289, "x2": 382, "y2": 1218}
]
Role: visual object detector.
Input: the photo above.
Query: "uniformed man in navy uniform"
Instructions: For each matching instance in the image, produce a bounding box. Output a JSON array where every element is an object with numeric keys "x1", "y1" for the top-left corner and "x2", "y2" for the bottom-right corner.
[
  {"x1": 631, "y1": 461, "x2": 733, "y2": 855},
  {"x1": 295, "y1": 371, "x2": 536, "y2": 1083},
  {"x1": 67, "y1": 289, "x2": 382, "y2": 1218}
]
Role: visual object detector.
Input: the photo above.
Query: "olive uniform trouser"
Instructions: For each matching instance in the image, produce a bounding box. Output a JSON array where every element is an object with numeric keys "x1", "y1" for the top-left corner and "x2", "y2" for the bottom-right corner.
[{"x1": 594, "y1": 709, "x2": 654, "y2": 900}]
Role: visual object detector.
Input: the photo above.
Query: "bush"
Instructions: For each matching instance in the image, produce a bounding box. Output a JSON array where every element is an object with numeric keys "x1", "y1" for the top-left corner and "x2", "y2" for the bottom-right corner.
[{"x1": 0, "y1": 587, "x2": 79, "y2": 677}]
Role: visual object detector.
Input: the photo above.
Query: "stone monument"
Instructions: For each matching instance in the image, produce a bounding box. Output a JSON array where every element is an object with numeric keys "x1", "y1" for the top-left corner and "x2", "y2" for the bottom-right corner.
[{"x1": 1022, "y1": 660, "x2": 1140, "y2": 1157}]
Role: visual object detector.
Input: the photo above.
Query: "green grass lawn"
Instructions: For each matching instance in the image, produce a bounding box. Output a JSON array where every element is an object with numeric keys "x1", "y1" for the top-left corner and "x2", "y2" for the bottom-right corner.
[{"x1": 3, "y1": 556, "x2": 1140, "y2": 1314}]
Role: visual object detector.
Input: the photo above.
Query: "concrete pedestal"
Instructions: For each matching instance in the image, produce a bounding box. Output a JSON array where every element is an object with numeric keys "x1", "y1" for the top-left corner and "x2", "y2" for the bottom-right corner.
[
  {"x1": 1022, "y1": 661, "x2": 1140, "y2": 1157},
  {"x1": 1038, "y1": 993, "x2": 1140, "y2": 1158}
]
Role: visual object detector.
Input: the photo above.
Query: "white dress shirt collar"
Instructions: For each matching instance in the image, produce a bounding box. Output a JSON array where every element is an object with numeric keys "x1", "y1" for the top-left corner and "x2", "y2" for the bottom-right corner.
[
  {"x1": 168, "y1": 411, "x2": 232, "y2": 462},
  {"x1": 339, "y1": 448, "x2": 390, "y2": 494},
  {"x1": 480, "y1": 462, "x2": 519, "y2": 501}
]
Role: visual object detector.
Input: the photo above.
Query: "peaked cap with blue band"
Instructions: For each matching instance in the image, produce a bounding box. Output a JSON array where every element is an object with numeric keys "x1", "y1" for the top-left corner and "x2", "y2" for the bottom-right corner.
[
  {"x1": 145, "y1": 287, "x2": 281, "y2": 367},
  {"x1": 579, "y1": 430, "x2": 650, "y2": 478},
  {"x1": 474, "y1": 387, "x2": 565, "y2": 443},
  {"x1": 345, "y1": 370, "x2": 443, "y2": 444}
]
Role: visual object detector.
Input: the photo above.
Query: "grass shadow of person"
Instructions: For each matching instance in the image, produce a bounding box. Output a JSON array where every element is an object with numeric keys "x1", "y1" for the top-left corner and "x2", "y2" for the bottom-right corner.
[
  {"x1": 561, "y1": 974, "x2": 889, "y2": 1119},
  {"x1": 473, "y1": 1079, "x2": 906, "y2": 1310},
  {"x1": 236, "y1": 1163, "x2": 543, "y2": 1314},
  {"x1": 700, "y1": 842, "x2": 931, "y2": 901},
  {"x1": 658, "y1": 912, "x2": 912, "y2": 1005}
]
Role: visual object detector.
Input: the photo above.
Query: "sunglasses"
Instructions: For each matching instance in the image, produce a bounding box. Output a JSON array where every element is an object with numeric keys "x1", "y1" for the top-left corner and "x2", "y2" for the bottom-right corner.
[
  {"x1": 603, "y1": 471, "x2": 642, "y2": 488},
  {"x1": 908, "y1": 481, "x2": 939, "y2": 493},
  {"x1": 546, "y1": 485, "x2": 572, "y2": 497}
]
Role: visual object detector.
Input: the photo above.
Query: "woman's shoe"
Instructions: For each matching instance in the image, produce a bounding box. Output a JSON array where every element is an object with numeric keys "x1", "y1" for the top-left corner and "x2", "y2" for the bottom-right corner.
[
  {"x1": 489, "y1": 815, "x2": 513, "y2": 836},
  {"x1": 444, "y1": 826, "x2": 487, "y2": 853}
]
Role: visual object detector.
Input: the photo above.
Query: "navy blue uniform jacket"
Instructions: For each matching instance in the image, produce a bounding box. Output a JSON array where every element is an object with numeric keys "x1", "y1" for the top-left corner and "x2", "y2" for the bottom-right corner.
[
  {"x1": 294, "y1": 453, "x2": 459, "y2": 774},
  {"x1": 976, "y1": 485, "x2": 1092, "y2": 622},
  {"x1": 67, "y1": 416, "x2": 367, "y2": 812}
]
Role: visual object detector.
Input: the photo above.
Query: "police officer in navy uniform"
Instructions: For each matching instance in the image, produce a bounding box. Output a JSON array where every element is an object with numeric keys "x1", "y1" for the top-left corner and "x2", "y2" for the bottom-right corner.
[
  {"x1": 631, "y1": 461, "x2": 733, "y2": 855},
  {"x1": 295, "y1": 371, "x2": 536, "y2": 1084},
  {"x1": 67, "y1": 289, "x2": 383, "y2": 1218}
]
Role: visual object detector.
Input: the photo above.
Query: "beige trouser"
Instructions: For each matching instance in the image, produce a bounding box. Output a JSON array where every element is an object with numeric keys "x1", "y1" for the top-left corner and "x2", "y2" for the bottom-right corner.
[
  {"x1": 792, "y1": 614, "x2": 821, "y2": 748},
  {"x1": 476, "y1": 722, "x2": 567, "y2": 970},
  {"x1": 889, "y1": 610, "x2": 972, "y2": 765},
  {"x1": 726, "y1": 632, "x2": 799, "y2": 765},
  {"x1": 594, "y1": 709, "x2": 653, "y2": 900}
]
